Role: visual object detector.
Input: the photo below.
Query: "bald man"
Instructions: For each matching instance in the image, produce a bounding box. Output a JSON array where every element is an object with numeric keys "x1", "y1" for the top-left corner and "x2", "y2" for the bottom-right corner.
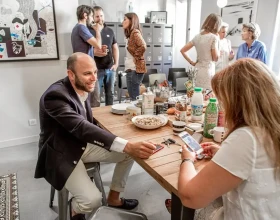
[{"x1": 34, "y1": 53, "x2": 156, "y2": 220}]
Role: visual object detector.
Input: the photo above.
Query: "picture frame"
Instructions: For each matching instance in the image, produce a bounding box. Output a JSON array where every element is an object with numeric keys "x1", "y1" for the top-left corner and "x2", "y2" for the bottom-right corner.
[
  {"x1": 150, "y1": 11, "x2": 167, "y2": 24},
  {"x1": 221, "y1": 0, "x2": 259, "y2": 47},
  {"x1": 0, "y1": 0, "x2": 59, "y2": 62}
]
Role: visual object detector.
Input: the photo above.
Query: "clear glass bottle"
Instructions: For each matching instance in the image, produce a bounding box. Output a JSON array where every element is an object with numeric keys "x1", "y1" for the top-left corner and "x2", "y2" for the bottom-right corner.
[{"x1": 203, "y1": 98, "x2": 218, "y2": 138}]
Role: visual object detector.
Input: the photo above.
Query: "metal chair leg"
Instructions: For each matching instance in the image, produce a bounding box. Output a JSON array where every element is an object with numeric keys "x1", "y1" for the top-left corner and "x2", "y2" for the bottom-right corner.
[
  {"x1": 49, "y1": 186, "x2": 55, "y2": 208},
  {"x1": 93, "y1": 166, "x2": 107, "y2": 206},
  {"x1": 58, "y1": 188, "x2": 69, "y2": 220},
  {"x1": 119, "y1": 88, "x2": 123, "y2": 103}
]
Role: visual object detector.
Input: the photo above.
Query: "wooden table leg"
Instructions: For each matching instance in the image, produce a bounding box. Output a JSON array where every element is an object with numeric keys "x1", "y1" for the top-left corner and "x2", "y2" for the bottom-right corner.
[{"x1": 171, "y1": 193, "x2": 195, "y2": 220}]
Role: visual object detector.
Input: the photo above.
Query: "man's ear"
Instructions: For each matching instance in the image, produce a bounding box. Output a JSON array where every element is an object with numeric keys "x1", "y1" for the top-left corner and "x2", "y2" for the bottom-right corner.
[
  {"x1": 67, "y1": 69, "x2": 75, "y2": 81},
  {"x1": 83, "y1": 12, "x2": 88, "y2": 20}
]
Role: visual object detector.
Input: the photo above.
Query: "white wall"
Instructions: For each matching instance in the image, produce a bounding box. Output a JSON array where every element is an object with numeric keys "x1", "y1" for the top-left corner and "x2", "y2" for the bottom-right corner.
[
  {"x1": 79, "y1": 0, "x2": 165, "y2": 23},
  {"x1": 0, "y1": 0, "x2": 79, "y2": 148},
  {"x1": 200, "y1": 0, "x2": 278, "y2": 66},
  {"x1": 0, "y1": 0, "x2": 165, "y2": 148}
]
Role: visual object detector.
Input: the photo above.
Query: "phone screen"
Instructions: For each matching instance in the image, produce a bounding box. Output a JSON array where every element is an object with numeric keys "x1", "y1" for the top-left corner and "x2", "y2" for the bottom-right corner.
[
  {"x1": 153, "y1": 144, "x2": 164, "y2": 154},
  {"x1": 180, "y1": 132, "x2": 202, "y2": 152}
]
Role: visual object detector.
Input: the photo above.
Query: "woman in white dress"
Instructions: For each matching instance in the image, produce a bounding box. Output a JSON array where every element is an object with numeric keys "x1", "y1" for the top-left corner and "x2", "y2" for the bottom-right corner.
[
  {"x1": 178, "y1": 58, "x2": 280, "y2": 220},
  {"x1": 180, "y1": 13, "x2": 221, "y2": 90},
  {"x1": 215, "y1": 22, "x2": 235, "y2": 72}
]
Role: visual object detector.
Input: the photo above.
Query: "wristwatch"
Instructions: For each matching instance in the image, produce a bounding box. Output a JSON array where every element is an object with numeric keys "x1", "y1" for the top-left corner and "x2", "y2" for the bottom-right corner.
[{"x1": 181, "y1": 158, "x2": 194, "y2": 165}]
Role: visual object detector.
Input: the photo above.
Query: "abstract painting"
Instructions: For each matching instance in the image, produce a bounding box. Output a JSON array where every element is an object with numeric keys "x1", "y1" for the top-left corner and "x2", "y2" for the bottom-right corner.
[
  {"x1": 221, "y1": 0, "x2": 258, "y2": 47},
  {"x1": 0, "y1": 0, "x2": 59, "y2": 61}
]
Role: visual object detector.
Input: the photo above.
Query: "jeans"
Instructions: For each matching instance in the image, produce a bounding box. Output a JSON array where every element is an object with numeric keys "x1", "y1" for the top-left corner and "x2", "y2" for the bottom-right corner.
[
  {"x1": 90, "y1": 69, "x2": 116, "y2": 107},
  {"x1": 126, "y1": 70, "x2": 144, "y2": 100}
]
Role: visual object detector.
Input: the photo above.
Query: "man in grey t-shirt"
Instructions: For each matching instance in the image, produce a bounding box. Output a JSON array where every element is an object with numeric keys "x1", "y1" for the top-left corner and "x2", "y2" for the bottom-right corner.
[{"x1": 71, "y1": 5, "x2": 103, "y2": 56}]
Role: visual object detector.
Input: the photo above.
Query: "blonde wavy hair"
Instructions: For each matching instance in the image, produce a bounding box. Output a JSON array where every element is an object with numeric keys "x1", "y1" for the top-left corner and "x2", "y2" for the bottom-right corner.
[
  {"x1": 201, "y1": 13, "x2": 222, "y2": 34},
  {"x1": 212, "y1": 58, "x2": 280, "y2": 169}
]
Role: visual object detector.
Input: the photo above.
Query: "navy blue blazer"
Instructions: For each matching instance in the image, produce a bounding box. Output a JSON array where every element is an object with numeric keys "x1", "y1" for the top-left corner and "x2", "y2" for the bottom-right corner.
[{"x1": 34, "y1": 77, "x2": 116, "y2": 190}]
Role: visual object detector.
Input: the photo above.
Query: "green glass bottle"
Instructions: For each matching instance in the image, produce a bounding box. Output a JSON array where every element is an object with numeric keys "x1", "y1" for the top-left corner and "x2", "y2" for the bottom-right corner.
[{"x1": 203, "y1": 98, "x2": 218, "y2": 138}]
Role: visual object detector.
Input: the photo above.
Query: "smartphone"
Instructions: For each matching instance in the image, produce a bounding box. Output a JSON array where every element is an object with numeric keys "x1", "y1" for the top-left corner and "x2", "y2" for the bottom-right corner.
[
  {"x1": 178, "y1": 131, "x2": 203, "y2": 154},
  {"x1": 192, "y1": 133, "x2": 203, "y2": 144},
  {"x1": 153, "y1": 144, "x2": 164, "y2": 154}
]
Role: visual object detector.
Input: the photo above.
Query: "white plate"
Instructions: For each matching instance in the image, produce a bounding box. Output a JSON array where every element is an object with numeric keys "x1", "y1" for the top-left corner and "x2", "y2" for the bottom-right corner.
[
  {"x1": 111, "y1": 103, "x2": 135, "y2": 115},
  {"x1": 131, "y1": 115, "x2": 166, "y2": 130}
]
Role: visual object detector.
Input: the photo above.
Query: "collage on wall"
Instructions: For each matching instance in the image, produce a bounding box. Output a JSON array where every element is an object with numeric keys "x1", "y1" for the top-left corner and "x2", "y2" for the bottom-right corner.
[
  {"x1": 221, "y1": 0, "x2": 258, "y2": 47},
  {"x1": 0, "y1": 0, "x2": 59, "y2": 61}
]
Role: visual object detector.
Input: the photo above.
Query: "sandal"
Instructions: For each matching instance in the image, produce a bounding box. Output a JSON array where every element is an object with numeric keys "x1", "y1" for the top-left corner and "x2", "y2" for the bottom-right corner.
[{"x1": 165, "y1": 199, "x2": 172, "y2": 214}]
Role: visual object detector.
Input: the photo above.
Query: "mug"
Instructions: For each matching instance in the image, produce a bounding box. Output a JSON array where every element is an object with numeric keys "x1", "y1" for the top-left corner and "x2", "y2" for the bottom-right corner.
[
  {"x1": 209, "y1": 127, "x2": 225, "y2": 143},
  {"x1": 136, "y1": 95, "x2": 143, "y2": 102},
  {"x1": 172, "y1": 121, "x2": 186, "y2": 135}
]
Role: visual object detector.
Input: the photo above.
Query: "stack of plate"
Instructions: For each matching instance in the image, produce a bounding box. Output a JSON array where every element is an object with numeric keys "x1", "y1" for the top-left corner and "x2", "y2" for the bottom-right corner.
[{"x1": 111, "y1": 103, "x2": 135, "y2": 115}]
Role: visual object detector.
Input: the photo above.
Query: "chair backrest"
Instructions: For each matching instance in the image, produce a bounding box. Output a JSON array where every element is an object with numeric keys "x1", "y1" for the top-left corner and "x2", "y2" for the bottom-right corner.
[
  {"x1": 176, "y1": 77, "x2": 188, "y2": 93},
  {"x1": 147, "y1": 69, "x2": 158, "y2": 74},
  {"x1": 172, "y1": 72, "x2": 188, "y2": 88},
  {"x1": 118, "y1": 73, "x2": 127, "y2": 89},
  {"x1": 142, "y1": 69, "x2": 158, "y2": 87},
  {"x1": 168, "y1": 68, "x2": 186, "y2": 82},
  {"x1": 149, "y1": 73, "x2": 167, "y2": 86}
]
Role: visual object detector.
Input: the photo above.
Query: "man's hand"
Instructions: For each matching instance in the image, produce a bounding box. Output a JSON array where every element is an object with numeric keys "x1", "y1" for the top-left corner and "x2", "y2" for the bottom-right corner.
[
  {"x1": 94, "y1": 48, "x2": 107, "y2": 57},
  {"x1": 110, "y1": 64, "x2": 118, "y2": 71},
  {"x1": 93, "y1": 23, "x2": 102, "y2": 32},
  {"x1": 123, "y1": 141, "x2": 156, "y2": 159}
]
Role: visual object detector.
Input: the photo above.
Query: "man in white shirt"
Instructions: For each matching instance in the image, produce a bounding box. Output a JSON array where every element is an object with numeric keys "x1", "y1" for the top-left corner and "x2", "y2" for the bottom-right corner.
[{"x1": 35, "y1": 52, "x2": 156, "y2": 220}]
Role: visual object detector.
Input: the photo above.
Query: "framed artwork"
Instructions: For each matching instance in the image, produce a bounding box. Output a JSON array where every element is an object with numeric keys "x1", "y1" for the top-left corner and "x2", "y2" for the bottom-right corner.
[
  {"x1": 221, "y1": 0, "x2": 259, "y2": 47},
  {"x1": 0, "y1": 0, "x2": 59, "y2": 61},
  {"x1": 150, "y1": 11, "x2": 167, "y2": 24}
]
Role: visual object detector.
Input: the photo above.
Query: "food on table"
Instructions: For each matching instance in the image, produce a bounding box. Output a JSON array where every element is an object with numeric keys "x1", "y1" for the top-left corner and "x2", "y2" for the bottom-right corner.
[
  {"x1": 134, "y1": 117, "x2": 163, "y2": 126},
  {"x1": 166, "y1": 107, "x2": 176, "y2": 115}
]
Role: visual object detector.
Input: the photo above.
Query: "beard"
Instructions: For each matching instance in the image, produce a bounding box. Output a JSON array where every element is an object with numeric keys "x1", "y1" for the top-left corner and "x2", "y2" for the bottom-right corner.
[
  {"x1": 86, "y1": 17, "x2": 93, "y2": 27},
  {"x1": 74, "y1": 74, "x2": 94, "y2": 93}
]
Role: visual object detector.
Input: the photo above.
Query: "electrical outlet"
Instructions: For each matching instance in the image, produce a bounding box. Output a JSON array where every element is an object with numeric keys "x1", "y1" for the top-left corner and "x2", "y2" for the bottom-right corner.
[{"x1": 28, "y1": 119, "x2": 37, "y2": 126}]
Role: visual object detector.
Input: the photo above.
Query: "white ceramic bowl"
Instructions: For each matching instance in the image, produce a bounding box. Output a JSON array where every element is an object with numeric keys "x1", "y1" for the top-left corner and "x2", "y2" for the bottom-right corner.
[
  {"x1": 132, "y1": 115, "x2": 166, "y2": 130},
  {"x1": 187, "y1": 123, "x2": 202, "y2": 131}
]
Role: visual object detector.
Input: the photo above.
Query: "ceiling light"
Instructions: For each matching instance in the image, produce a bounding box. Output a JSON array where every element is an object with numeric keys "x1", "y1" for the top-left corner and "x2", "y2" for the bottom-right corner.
[{"x1": 217, "y1": 0, "x2": 227, "y2": 8}]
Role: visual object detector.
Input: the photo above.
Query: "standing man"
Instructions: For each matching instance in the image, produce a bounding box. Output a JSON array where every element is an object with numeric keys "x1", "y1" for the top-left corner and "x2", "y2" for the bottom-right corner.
[
  {"x1": 71, "y1": 5, "x2": 103, "y2": 57},
  {"x1": 89, "y1": 6, "x2": 119, "y2": 107}
]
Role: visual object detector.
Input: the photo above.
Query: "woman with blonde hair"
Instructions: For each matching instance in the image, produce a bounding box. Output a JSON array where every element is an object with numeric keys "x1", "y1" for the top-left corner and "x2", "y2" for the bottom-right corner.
[
  {"x1": 180, "y1": 13, "x2": 221, "y2": 90},
  {"x1": 122, "y1": 12, "x2": 146, "y2": 100},
  {"x1": 178, "y1": 58, "x2": 280, "y2": 219},
  {"x1": 215, "y1": 22, "x2": 234, "y2": 72}
]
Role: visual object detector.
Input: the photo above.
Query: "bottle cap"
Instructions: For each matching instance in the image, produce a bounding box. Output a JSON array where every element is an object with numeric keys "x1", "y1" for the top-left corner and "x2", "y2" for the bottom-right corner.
[
  {"x1": 194, "y1": 87, "x2": 202, "y2": 92},
  {"x1": 209, "y1": 98, "x2": 217, "y2": 103}
]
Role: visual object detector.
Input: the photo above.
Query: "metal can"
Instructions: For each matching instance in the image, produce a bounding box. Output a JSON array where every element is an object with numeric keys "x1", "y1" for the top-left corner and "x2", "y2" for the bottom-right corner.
[
  {"x1": 163, "y1": 102, "x2": 168, "y2": 111},
  {"x1": 168, "y1": 100, "x2": 176, "y2": 108},
  {"x1": 155, "y1": 102, "x2": 164, "y2": 115}
]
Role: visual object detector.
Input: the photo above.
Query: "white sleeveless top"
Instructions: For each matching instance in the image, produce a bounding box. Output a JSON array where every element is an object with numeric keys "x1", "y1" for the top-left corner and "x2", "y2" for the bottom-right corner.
[{"x1": 212, "y1": 127, "x2": 280, "y2": 220}]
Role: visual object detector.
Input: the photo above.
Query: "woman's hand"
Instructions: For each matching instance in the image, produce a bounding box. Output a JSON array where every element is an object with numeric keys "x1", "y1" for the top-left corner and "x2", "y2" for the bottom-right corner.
[
  {"x1": 201, "y1": 142, "x2": 221, "y2": 158},
  {"x1": 229, "y1": 50, "x2": 235, "y2": 60},
  {"x1": 190, "y1": 61, "x2": 197, "y2": 66},
  {"x1": 181, "y1": 145, "x2": 196, "y2": 161}
]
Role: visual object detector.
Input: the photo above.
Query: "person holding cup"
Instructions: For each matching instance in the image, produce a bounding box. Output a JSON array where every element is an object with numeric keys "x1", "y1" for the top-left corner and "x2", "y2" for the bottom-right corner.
[
  {"x1": 165, "y1": 59, "x2": 280, "y2": 219},
  {"x1": 89, "y1": 6, "x2": 120, "y2": 107},
  {"x1": 215, "y1": 22, "x2": 234, "y2": 72}
]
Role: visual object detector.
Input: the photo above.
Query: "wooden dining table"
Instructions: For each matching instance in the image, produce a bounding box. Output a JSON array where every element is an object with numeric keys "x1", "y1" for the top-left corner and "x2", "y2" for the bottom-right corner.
[{"x1": 92, "y1": 106, "x2": 212, "y2": 220}]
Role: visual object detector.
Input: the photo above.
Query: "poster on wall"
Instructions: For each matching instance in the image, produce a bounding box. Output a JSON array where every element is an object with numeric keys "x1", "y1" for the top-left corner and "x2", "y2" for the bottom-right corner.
[
  {"x1": 221, "y1": 0, "x2": 259, "y2": 47},
  {"x1": 0, "y1": 0, "x2": 59, "y2": 61}
]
